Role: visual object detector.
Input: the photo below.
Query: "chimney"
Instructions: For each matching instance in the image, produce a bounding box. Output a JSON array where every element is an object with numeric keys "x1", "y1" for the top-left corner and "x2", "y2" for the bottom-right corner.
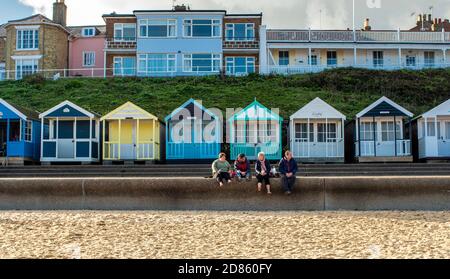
[
  {"x1": 173, "y1": 4, "x2": 188, "y2": 11},
  {"x1": 428, "y1": 14, "x2": 432, "y2": 22},
  {"x1": 439, "y1": 18, "x2": 442, "y2": 24},
  {"x1": 417, "y1": 15, "x2": 422, "y2": 25},
  {"x1": 53, "y1": 0, "x2": 67, "y2": 26},
  {"x1": 364, "y1": 18, "x2": 372, "y2": 31}
]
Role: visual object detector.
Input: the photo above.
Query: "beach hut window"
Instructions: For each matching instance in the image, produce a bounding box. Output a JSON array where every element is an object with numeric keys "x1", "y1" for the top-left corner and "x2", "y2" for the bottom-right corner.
[
  {"x1": 445, "y1": 122, "x2": 450, "y2": 139},
  {"x1": 427, "y1": 120, "x2": 436, "y2": 137},
  {"x1": 381, "y1": 121, "x2": 402, "y2": 141},
  {"x1": 9, "y1": 121, "x2": 20, "y2": 142},
  {"x1": 295, "y1": 123, "x2": 314, "y2": 142},
  {"x1": 24, "y1": 120, "x2": 32, "y2": 142},
  {"x1": 76, "y1": 120, "x2": 91, "y2": 139},
  {"x1": 360, "y1": 122, "x2": 374, "y2": 141},
  {"x1": 235, "y1": 122, "x2": 245, "y2": 143},
  {"x1": 318, "y1": 123, "x2": 337, "y2": 143}
]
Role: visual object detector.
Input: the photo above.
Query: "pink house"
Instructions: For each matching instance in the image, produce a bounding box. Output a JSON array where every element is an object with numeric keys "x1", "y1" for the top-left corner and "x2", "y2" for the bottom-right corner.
[{"x1": 69, "y1": 26, "x2": 105, "y2": 77}]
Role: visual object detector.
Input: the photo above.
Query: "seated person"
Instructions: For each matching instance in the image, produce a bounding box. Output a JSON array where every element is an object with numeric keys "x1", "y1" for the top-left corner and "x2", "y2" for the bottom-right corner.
[
  {"x1": 255, "y1": 152, "x2": 272, "y2": 195},
  {"x1": 212, "y1": 153, "x2": 233, "y2": 187},
  {"x1": 278, "y1": 150, "x2": 298, "y2": 195},
  {"x1": 234, "y1": 153, "x2": 251, "y2": 182}
]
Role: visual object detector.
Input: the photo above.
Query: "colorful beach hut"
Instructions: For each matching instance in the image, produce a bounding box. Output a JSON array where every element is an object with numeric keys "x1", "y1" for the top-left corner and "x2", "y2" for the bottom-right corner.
[
  {"x1": 354, "y1": 96, "x2": 414, "y2": 162},
  {"x1": 0, "y1": 99, "x2": 41, "y2": 165},
  {"x1": 39, "y1": 100, "x2": 100, "y2": 164},
  {"x1": 229, "y1": 99, "x2": 283, "y2": 161},
  {"x1": 416, "y1": 99, "x2": 450, "y2": 160},
  {"x1": 101, "y1": 102, "x2": 162, "y2": 163},
  {"x1": 290, "y1": 97, "x2": 346, "y2": 163},
  {"x1": 165, "y1": 99, "x2": 221, "y2": 161}
]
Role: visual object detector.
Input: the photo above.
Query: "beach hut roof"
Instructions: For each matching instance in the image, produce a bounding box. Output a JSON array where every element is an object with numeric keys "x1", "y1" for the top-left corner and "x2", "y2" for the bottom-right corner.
[
  {"x1": 290, "y1": 97, "x2": 346, "y2": 121},
  {"x1": 0, "y1": 98, "x2": 39, "y2": 121},
  {"x1": 229, "y1": 99, "x2": 283, "y2": 122},
  {"x1": 39, "y1": 100, "x2": 99, "y2": 119},
  {"x1": 164, "y1": 98, "x2": 218, "y2": 122},
  {"x1": 101, "y1": 102, "x2": 158, "y2": 121},
  {"x1": 420, "y1": 99, "x2": 450, "y2": 118},
  {"x1": 356, "y1": 96, "x2": 413, "y2": 119}
]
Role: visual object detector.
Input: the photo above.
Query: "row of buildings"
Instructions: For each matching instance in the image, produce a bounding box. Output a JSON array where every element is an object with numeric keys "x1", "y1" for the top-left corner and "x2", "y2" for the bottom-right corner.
[
  {"x1": 1, "y1": 96, "x2": 449, "y2": 165},
  {"x1": 1, "y1": 0, "x2": 450, "y2": 80}
]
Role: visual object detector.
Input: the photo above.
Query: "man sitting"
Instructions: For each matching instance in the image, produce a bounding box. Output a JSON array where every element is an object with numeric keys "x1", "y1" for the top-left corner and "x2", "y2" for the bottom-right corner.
[
  {"x1": 278, "y1": 150, "x2": 298, "y2": 195},
  {"x1": 234, "y1": 153, "x2": 251, "y2": 182}
]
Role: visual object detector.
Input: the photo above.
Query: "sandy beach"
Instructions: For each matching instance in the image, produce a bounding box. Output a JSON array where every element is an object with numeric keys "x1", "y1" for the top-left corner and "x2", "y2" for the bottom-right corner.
[{"x1": 0, "y1": 211, "x2": 448, "y2": 259}]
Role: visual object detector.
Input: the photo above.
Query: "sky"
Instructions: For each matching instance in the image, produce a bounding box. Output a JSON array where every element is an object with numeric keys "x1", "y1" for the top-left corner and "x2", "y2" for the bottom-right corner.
[{"x1": 1, "y1": 0, "x2": 450, "y2": 30}]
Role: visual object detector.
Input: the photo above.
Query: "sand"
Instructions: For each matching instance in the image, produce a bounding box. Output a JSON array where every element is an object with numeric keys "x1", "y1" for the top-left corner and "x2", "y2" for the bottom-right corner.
[{"x1": 0, "y1": 211, "x2": 448, "y2": 259}]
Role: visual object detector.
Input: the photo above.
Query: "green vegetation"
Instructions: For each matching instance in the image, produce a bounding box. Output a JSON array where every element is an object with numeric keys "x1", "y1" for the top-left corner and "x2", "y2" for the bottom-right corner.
[{"x1": 0, "y1": 68, "x2": 449, "y2": 119}]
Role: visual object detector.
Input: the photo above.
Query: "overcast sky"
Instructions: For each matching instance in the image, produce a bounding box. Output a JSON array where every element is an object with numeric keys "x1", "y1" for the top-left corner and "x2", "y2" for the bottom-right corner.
[{"x1": 3, "y1": 0, "x2": 450, "y2": 29}]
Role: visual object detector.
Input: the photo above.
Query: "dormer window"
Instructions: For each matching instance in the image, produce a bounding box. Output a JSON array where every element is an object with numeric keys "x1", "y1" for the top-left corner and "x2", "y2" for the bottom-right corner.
[{"x1": 82, "y1": 27, "x2": 96, "y2": 37}]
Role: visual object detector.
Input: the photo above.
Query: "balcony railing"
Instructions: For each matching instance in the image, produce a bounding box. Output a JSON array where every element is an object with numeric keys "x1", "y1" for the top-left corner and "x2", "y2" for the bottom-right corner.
[
  {"x1": 267, "y1": 30, "x2": 450, "y2": 43},
  {"x1": 105, "y1": 37, "x2": 137, "y2": 49}
]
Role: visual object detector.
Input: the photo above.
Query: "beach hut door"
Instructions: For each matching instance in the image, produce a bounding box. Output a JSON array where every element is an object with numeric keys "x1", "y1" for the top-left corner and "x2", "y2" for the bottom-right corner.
[
  {"x1": 58, "y1": 120, "x2": 75, "y2": 159},
  {"x1": 439, "y1": 121, "x2": 450, "y2": 156}
]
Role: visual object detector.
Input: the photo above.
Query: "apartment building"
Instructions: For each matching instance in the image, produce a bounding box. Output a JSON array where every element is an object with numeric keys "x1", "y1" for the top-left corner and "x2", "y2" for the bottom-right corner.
[
  {"x1": 262, "y1": 18, "x2": 450, "y2": 74},
  {"x1": 103, "y1": 5, "x2": 263, "y2": 77}
]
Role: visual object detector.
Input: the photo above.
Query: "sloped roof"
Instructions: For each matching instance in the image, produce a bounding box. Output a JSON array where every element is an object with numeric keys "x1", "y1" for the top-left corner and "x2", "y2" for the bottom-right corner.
[
  {"x1": 5, "y1": 14, "x2": 70, "y2": 34},
  {"x1": 101, "y1": 102, "x2": 158, "y2": 121},
  {"x1": 40, "y1": 100, "x2": 100, "y2": 119},
  {"x1": 420, "y1": 99, "x2": 450, "y2": 118},
  {"x1": 0, "y1": 99, "x2": 40, "y2": 120},
  {"x1": 165, "y1": 98, "x2": 218, "y2": 122},
  {"x1": 68, "y1": 25, "x2": 107, "y2": 37},
  {"x1": 356, "y1": 96, "x2": 414, "y2": 118},
  {"x1": 229, "y1": 99, "x2": 283, "y2": 122},
  {"x1": 290, "y1": 97, "x2": 346, "y2": 120}
]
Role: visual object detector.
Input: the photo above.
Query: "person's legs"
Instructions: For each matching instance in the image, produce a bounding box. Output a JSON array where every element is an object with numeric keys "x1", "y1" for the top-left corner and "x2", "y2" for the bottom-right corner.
[
  {"x1": 281, "y1": 175, "x2": 290, "y2": 193},
  {"x1": 236, "y1": 171, "x2": 243, "y2": 182},
  {"x1": 245, "y1": 171, "x2": 252, "y2": 181},
  {"x1": 223, "y1": 172, "x2": 232, "y2": 183},
  {"x1": 288, "y1": 176, "x2": 296, "y2": 192},
  {"x1": 265, "y1": 175, "x2": 272, "y2": 195},
  {"x1": 256, "y1": 174, "x2": 263, "y2": 192},
  {"x1": 216, "y1": 173, "x2": 224, "y2": 186}
]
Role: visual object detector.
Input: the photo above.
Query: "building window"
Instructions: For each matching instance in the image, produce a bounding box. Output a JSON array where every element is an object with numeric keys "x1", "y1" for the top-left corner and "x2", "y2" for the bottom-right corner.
[
  {"x1": 308, "y1": 55, "x2": 318, "y2": 66},
  {"x1": 139, "y1": 19, "x2": 176, "y2": 38},
  {"x1": 114, "y1": 23, "x2": 136, "y2": 41},
  {"x1": 295, "y1": 123, "x2": 314, "y2": 142},
  {"x1": 424, "y1": 52, "x2": 435, "y2": 67},
  {"x1": 327, "y1": 51, "x2": 337, "y2": 66},
  {"x1": 226, "y1": 57, "x2": 255, "y2": 75},
  {"x1": 360, "y1": 122, "x2": 374, "y2": 141},
  {"x1": 373, "y1": 51, "x2": 384, "y2": 67},
  {"x1": 318, "y1": 123, "x2": 337, "y2": 143},
  {"x1": 406, "y1": 56, "x2": 416, "y2": 67},
  {"x1": 15, "y1": 59, "x2": 39, "y2": 80},
  {"x1": 183, "y1": 54, "x2": 221, "y2": 73},
  {"x1": 183, "y1": 19, "x2": 221, "y2": 38},
  {"x1": 24, "y1": 120, "x2": 32, "y2": 142},
  {"x1": 381, "y1": 121, "x2": 402, "y2": 141},
  {"x1": 225, "y1": 23, "x2": 255, "y2": 41},
  {"x1": 83, "y1": 52, "x2": 96, "y2": 67},
  {"x1": 16, "y1": 29, "x2": 39, "y2": 50},
  {"x1": 82, "y1": 27, "x2": 96, "y2": 37},
  {"x1": 0, "y1": 63, "x2": 5, "y2": 81},
  {"x1": 113, "y1": 57, "x2": 136, "y2": 76},
  {"x1": 138, "y1": 54, "x2": 176, "y2": 74},
  {"x1": 279, "y1": 51, "x2": 289, "y2": 66}
]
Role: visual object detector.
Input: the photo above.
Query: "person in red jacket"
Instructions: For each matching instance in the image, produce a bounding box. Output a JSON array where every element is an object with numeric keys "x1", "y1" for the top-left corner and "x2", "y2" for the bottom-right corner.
[{"x1": 234, "y1": 153, "x2": 251, "y2": 182}]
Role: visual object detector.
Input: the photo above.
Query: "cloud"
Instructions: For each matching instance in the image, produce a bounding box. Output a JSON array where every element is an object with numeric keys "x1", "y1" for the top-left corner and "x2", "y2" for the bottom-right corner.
[{"x1": 16, "y1": 0, "x2": 450, "y2": 29}]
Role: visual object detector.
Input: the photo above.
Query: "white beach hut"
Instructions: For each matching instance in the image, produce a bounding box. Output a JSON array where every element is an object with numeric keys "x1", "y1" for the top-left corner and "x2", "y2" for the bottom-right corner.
[
  {"x1": 289, "y1": 97, "x2": 346, "y2": 162},
  {"x1": 417, "y1": 99, "x2": 450, "y2": 160}
]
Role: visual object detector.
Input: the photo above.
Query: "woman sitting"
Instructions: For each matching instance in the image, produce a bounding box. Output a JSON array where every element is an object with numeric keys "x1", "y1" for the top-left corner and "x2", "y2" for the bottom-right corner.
[
  {"x1": 212, "y1": 153, "x2": 233, "y2": 187},
  {"x1": 234, "y1": 153, "x2": 251, "y2": 182},
  {"x1": 255, "y1": 152, "x2": 272, "y2": 195}
]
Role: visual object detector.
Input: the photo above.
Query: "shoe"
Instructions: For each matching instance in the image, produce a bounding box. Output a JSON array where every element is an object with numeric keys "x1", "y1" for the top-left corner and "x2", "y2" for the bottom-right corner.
[
  {"x1": 227, "y1": 180, "x2": 232, "y2": 184},
  {"x1": 219, "y1": 182, "x2": 224, "y2": 187},
  {"x1": 285, "y1": 191, "x2": 292, "y2": 195},
  {"x1": 267, "y1": 191, "x2": 272, "y2": 195}
]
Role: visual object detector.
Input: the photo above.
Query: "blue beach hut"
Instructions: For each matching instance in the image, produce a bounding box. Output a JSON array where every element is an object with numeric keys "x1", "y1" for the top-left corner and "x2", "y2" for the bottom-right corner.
[
  {"x1": 39, "y1": 100, "x2": 100, "y2": 164},
  {"x1": 229, "y1": 99, "x2": 283, "y2": 161},
  {"x1": 165, "y1": 99, "x2": 221, "y2": 161},
  {"x1": 0, "y1": 99, "x2": 41, "y2": 164}
]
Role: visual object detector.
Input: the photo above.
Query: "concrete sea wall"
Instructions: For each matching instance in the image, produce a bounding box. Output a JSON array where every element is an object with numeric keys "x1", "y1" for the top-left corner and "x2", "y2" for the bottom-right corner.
[{"x1": 0, "y1": 177, "x2": 449, "y2": 211}]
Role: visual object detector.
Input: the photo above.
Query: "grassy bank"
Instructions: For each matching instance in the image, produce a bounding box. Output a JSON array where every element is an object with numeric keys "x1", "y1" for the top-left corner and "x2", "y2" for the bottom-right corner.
[{"x1": 0, "y1": 68, "x2": 449, "y2": 119}]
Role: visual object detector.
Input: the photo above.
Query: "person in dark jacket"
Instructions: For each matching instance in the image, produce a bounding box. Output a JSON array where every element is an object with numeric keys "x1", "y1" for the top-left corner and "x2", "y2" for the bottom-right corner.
[
  {"x1": 278, "y1": 150, "x2": 298, "y2": 195},
  {"x1": 255, "y1": 152, "x2": 272, "y2": 195},
  {"x1": 234, "y1": 153, "x2": 251, "y2": 182}
]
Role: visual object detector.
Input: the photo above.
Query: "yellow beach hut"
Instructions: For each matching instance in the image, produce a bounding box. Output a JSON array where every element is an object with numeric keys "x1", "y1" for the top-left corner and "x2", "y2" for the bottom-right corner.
[{"x1": 101, "y1": 102, "x2": 162, "y2": 163}]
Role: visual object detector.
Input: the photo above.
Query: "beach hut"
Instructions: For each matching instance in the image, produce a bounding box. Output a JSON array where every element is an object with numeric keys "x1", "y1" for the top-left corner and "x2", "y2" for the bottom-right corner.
[
  {"x1": 39, "y1": 100, "x2": 100, "y2": 164},
  {"x1": 229, "y1": 99, "x2": 283, "y2": 161},
  {"x1": 165, "y1": 99, "x2": 221, "y2": 161},
  {"x1": 354, "y1": 96, "x2": 414, "y2": 162},
  {"x1": 0, "y1": 99, "x2": 41, "y2": 165},
  {"x1": 416, "y1": 99, "x2": 450, "y2": 160},
  {"x1": 101, "y1": 102, "x2": 162, "y2": 163},
  {"x1": 290, "y1": 97, "x2": 346, "y2": 163}
]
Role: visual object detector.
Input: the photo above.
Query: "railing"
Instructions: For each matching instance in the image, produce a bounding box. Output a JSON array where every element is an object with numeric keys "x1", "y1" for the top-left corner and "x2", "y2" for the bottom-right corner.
[
  {"x1": 292, "y1": 139, "x2": 344, "y2": 158},
  {"x1": 268, "y1": 63, "x2": 450, "y2": 75},
  {"x1": 231, "y1": 143, "x2": 282, "y2": 160},
  {"x1": 355, "y1": 140, "x2": 411, "y2": 157},
  {"x1": 105, "y1": 37, "x2": 137, "y2": 49},
  {"x1": 103, "y1": 142, "x2": 120, "y2": 160},
  {"x1": 267, "y1": 30, "x2": 450, "y2": 43}
]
